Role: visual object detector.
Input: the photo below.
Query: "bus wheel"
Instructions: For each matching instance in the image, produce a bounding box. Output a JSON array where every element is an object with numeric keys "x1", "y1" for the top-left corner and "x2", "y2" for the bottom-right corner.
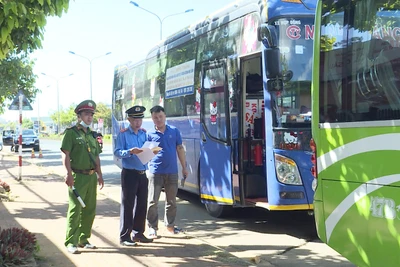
[{"x1": 204, "y1": 203, "x2": 232, "y2": 218}]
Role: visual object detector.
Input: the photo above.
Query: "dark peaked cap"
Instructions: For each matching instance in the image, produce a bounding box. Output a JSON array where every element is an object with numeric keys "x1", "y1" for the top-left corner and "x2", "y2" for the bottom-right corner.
[{"x1": 126, "y1": 105, "x2": 146, "y2": 118}]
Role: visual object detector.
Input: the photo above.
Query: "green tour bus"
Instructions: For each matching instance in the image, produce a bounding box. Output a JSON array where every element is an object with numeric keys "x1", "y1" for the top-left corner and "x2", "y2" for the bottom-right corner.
[{"x1": 311, "y1": 0, "x2": 400, "y2": 266}]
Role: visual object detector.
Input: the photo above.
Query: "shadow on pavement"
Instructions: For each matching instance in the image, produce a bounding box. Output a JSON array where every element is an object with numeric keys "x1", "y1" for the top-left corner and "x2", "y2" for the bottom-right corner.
[
  {"x1": 175, "y1": 190, "x2": 353, "y2": 267},
  {"x1": 176, "y1": 190, "x2": 316, "y2": 238},
  {"x1": 0, "y1": 200, "x2": 75, "y2": 267},
  {"x1": 267, "y1": 248, "x2": 353, "y2": 267},
  {"x1": 1, "y1": 151, "x2": 353, "y2": 267}
]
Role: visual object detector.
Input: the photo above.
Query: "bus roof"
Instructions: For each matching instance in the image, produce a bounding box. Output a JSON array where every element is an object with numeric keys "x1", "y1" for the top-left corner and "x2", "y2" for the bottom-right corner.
[
  {"x1": 113, "y1": 59, "x2": 145, "y2": 74},
  {"x1": 145, "y1": 0, "x2": 316, "y2": 60},
  {"x1": 114, "y1": 0, "x2": 317, "y2": 71}
]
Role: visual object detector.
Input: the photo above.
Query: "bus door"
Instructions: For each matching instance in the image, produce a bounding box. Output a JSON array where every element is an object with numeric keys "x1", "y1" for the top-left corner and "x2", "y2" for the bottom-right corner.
[
  {"x1": 239, "y1": 55, "x2": 268, "y2": 205},
  {"x1": 199, "y1": 60, "x2": 234, "y2": 215}
]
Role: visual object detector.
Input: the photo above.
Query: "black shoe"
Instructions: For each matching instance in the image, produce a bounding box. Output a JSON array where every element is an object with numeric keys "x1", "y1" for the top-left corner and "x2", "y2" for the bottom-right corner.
[
  {"x1": 133, "y1": 233, "x2": 153, "y2": 243},
  {"x1": 120, "y1": 239, "x2": 137, "y2": 246}
]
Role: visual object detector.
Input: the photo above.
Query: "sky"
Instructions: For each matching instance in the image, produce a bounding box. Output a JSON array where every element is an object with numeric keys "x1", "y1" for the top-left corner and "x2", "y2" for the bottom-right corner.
[{"x1": 1, "y1": 0, "x2": 236, "y2": 122}]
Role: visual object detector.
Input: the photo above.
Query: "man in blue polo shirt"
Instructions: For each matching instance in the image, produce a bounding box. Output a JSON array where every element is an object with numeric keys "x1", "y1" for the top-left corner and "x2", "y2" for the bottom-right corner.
[
  {"x1": 146, "y1": 105, "x2": 188, "y2": 238},
  {"x1": 114, "y1": 105, "x2": 153, "y2": 246}
]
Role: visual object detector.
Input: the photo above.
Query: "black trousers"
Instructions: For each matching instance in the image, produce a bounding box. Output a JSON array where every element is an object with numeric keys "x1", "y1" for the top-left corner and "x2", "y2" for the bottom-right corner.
[{"x1": 120, "y1": 168, "x2": 148, "y2": 241}]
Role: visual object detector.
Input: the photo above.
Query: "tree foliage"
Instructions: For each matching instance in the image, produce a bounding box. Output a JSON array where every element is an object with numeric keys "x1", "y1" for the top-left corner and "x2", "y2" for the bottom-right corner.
[
  {"x1": 50, "y1": 103, "x2": 76, "y2": 129},
  {"x1": 0, "y1": 0, "x2": 70, "y2": 58},
  {"x1": 94, "y1": 102, "x2": 111, "y2": 129},
  {"x1": 22, "y1": 118, "x2": 33, "y2": 129},
  {"x1": 0, "y1": 53, "x2": 38, "y2": 114},
  {"x1": 48, "y1": 102, "x2": 112, "y2": 130},
  {"x1": 0, "y1": 118, "x2": 33, "y2": 131},
  {"x1": 0, "y1": 0, "x2": 70, "y2": 115}
]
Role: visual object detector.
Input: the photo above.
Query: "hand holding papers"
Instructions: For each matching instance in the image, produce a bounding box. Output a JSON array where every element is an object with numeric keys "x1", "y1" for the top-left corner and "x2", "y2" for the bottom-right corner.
[
  {"x1": 129, "y1": 147, "x2": 143, "y2": 154},
  {"x1": 135, "y1": 141, "x2": 162, "y2": 164},
  {"x1": 152, "y1": 147, "x2": 162, "y2": 154}
]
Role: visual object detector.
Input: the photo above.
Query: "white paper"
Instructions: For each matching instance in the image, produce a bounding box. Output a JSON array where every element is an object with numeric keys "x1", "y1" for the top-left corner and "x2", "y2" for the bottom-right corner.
[
  {"x1": 142, "y1": 141, "x2": 159, "y2": 149},
  {"x1": 136, "y1": 141, "x2": 161, "y2": 164}
]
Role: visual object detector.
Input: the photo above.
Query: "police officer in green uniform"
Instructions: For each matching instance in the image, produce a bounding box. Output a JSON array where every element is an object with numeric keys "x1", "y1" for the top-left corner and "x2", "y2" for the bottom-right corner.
[{"x1": 61, "y1": 100, "x2": 104, "y2": 254}]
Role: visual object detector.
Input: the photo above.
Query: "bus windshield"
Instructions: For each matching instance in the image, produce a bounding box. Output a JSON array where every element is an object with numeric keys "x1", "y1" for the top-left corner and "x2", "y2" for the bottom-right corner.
[
  {"x1": 319, "y1": 1, "x2": 400, "y2": 123},
  {"x1": 272, "y1": 17, "x2": 314, "y2": 128}
]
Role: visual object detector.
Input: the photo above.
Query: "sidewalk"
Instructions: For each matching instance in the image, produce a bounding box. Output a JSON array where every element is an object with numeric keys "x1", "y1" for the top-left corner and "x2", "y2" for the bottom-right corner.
[{"x1": 0, "y1": 152, "x2": 258, "y2": 267}]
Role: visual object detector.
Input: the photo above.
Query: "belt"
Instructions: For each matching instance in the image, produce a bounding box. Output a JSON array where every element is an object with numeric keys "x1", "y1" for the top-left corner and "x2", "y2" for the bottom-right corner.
[
  {"x1": 124, "y1": 168, "x2": 146, "y2": 175},
  {"x1": 72, "y1": 168, "x2": 96, "y2": 175}
]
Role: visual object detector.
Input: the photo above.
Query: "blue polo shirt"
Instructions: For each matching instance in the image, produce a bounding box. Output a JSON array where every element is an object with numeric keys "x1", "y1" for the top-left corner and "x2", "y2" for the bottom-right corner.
[
  {"x1": 147, "y1": 124, "x2": 182, "y2": 174},
  {"x1": 113, "y1": 126, "x2": 147, "y2": 171}
]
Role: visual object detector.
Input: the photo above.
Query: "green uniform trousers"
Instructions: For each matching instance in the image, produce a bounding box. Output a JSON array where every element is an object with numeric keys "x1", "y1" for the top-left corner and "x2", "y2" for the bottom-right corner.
[{"x1": 64, "y1": 173, "x2": 97, "y2": 247}]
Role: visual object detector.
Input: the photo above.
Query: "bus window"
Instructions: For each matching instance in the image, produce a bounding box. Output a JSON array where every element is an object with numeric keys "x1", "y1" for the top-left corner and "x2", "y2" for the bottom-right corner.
[
  {"x1": 202, "y1": 66, "x2": 227, "y2": 142},
  {"x1": 319, "y1": 5, "x2": 400, "y2": 123},
  {"x1": 271, "y1": 17, "x2": 314, "y2": 127},
  {"x1": 164, "y1": 40, "x2": 197, "y2": 117},
  {"x1": 143, "y1": 53, "x2": 167, "y2": 112}
]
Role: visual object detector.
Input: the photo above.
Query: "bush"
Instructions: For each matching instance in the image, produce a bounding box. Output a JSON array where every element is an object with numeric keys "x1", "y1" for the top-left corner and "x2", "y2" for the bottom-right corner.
[
  {"x1": 0, "y1": 179, "x2": 10, "y2": 192},
  {"x1": 0, "y1": 227, "x2": 39, "y2": 266}
]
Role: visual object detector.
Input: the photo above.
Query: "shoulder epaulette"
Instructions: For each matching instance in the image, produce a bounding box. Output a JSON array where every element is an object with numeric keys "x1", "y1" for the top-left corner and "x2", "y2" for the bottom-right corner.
[{"x1": 65, "y1": 125, "x2": 77, "y2": 131}]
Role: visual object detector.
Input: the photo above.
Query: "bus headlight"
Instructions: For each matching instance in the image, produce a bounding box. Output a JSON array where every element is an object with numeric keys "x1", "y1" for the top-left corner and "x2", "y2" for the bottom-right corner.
[{"x1": 275, "y1": 154, "x2": 302, "y2": 185}]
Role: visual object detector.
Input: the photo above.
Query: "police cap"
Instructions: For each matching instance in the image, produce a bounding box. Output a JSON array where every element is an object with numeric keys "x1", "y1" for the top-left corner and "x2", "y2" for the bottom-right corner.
[
  {"x1": 126, "y1": 105, "x2": 146, "y2": 118},
  {"x1": 75, "y1": 100, "x2": 96, "y2": 114}
]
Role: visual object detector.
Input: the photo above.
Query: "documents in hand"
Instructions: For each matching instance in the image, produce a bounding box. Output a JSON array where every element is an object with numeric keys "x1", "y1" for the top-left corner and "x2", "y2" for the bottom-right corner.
[{"x1": 136, "y1": 141, "x2": 162, "y2": 164}]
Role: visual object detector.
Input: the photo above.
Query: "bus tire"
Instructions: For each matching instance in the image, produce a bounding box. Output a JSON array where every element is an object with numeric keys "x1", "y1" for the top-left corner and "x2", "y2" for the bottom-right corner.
[{"x1": 204, "y1": 203, "x2": 232, "y2": 218}]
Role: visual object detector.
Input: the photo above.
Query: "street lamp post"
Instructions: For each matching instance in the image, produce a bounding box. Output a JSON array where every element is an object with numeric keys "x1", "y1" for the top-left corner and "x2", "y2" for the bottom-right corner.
[
  {"x1": 129, "y1": 1, "x2": 194, "y2": 40},
  {"x1": 41, "y1": 73, "x2": 74, "y2": 134},
  {"x1": 68, "y1": 51, "x2": 112, "y2": 100},
  {"x1": 37, "y1": 85, "x2": 50, "y2": 134}
]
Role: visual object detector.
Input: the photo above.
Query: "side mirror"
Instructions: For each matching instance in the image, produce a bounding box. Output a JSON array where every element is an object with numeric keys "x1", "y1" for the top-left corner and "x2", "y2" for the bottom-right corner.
[
  {"x1": 264, "y1": 47, "x2": 281, "y2": 79},
  {"x1": 282, "y1": 70, "x2": 293, "y2": 82},
  {"x1": 258, "y1": 24, "x2": 278, "y2": 48},
  {"x1": 259, "y1": 24, "x2": 293, "y2": 92}
]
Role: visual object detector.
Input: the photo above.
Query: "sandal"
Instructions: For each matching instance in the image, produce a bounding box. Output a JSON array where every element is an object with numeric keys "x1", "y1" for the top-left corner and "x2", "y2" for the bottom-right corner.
[{"x1": 167, "y1": 226, "x2": 184, "y2": 235}]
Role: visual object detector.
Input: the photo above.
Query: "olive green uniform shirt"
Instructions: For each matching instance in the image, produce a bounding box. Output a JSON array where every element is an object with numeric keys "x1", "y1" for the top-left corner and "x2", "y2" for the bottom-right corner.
[{"x1": 61, "y1": 123, "x2": 102, "y2": 169}]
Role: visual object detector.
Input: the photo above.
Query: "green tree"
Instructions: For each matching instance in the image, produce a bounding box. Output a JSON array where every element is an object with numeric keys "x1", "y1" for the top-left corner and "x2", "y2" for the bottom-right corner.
[
  {"x1": 61, "y1": 105, "x2": 77, "y2": 127},
  {"x1": 0, "y1": 1, "x2": 70, "y2": 115},
  {"x1": 22, "y1": 118, "x2": 33, "y2": 129},
  {"x1": 0, "y1": 1, "x2": 70, "y2": 58},
  {"x1": 50, "y1": 104, "x2": 76, "y2": 129},
  {"x1": 0, "y1": 121, "x2": 16, "y2": 132},
  {"x1": 49, "y1": 103, "x2": 112, "y2": 130},
  {"x1": 0, "y1": 54, "x2": 38, "y2": 114},
  {"x1": 94, "y1": 102, "x2": 111, "y2": 129}
]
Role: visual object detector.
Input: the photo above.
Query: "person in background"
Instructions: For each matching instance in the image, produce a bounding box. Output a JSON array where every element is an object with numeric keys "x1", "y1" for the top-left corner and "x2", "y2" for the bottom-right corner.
[
  {"x1": 146, "y1": 105, "x2": 189, "y2": 238},
  {"x1": 96, "y1": 129, "x2": 103, "y2": 149},
  {"x1": 114, "y1": 105, "x2": 154, "y2": 246},
  {"x1": 61, "y1": 100, "x2": 104, "y2": 254}
]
